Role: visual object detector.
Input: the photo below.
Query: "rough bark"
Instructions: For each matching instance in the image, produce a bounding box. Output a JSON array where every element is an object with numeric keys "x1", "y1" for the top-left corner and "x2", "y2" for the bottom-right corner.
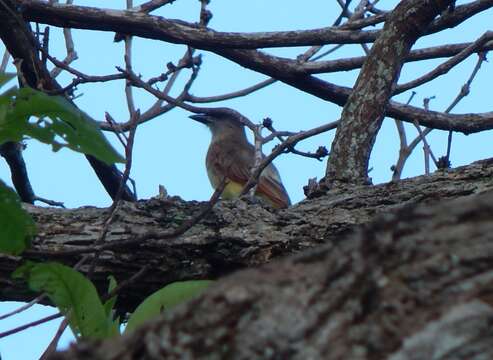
[
  {"x1": 2, "y1": 158, "x2": 493, "y2": 316},
  {"x1": 49, "y1": 159, "x2": 493, "y2": 359}
]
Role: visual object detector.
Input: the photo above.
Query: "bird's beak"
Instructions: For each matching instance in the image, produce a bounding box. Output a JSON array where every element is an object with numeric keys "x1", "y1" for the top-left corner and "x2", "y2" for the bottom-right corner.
[{"x1": 189, "y1": 114, "x2": 211, "y2": 125}]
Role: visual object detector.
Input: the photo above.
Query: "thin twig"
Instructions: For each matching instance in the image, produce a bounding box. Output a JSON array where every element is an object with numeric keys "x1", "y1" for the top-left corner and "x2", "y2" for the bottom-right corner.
[
  {"x1": 396, "y1": 31, "x2": 493, "y2": 94},
  {"x1": 0, "y1": 49, "x2": 10, "y2": 72},
  {"x1": 40, "y1": 49, "x2": 125, "y2": 95},
  {"x1": 444, "y1": 51, "x2": 487, "y2": 165},
  {"x1": 336, "y1": 0, "x2": 371, "y2": 55},
  {"x1": 102, "y1": 265, "x2": 151, "y2": 302},
  {"x1": 105, "y1": 112, "x2": 128, "y2": 148},
  {"x1": 124, "y1": 22, "x2": 136, "y2": 116},
  {"x1": 424, "y1": 144, "x2": 430, "y2": 175},
  {"x1": 413, "y1": 97, "x2": 439, "y2": 169},
  {"x1": 185, "y1": 78, "x2": 276, "y2": 103},
  {"x1": 132, "y1": 1, "x2": 207, "y2": 130},
  {"x1": 34, "y1": 196, "x2": 65, "y2": 208},
  {"x1": 251, "y1": 123, "x2": 264, "y2": 197},
  {"x1": 392, "y1": 49, "x2": 486, "y2": 179},
  {"x1": 105, "y1": 51, "x2": 200, "y2": 132},
  {"x1": 445, "y1": 54, "x2": 485, "y2": 114},
  {"x1": 311, "y1": 44, "x2": 345, "y2": 61},
  {"x1": 0, "y1": 294, "x2": 46, "y2": 320},
  {"x1": 392, "y1": 91, "x2": 416, "y2": 181},
  {"x1": 120, "y1": 68, "x2": 256, "y2": 128},
  {"x1": 39, "y1": 318, "x2": 68, "y2": 360},
  {"x1": 135, "y1": 0, "x2": 175, "y2": 13},
  {"x1": 240, "y1": 120, "x2": 340, "y2": 197},
  {"x1": 263, "y1": 120, "x2": 328, "y2": 161},
  {"x1": 0, "y1": 313, "x2": 63, "y2": 339},
  {"x1": 50, "y1": 23, "x2": 78, "y2": 79},
  {"x1": 87, "y1": 109, "x2": 140, "y2": 277}
]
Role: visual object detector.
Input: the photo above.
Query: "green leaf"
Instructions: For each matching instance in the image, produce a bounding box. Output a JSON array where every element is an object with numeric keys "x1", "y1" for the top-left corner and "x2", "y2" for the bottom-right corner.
[
  {"x1": 104, "y1": 275, "x2": 118, "y2": 317},
  {"x1": 102, "y1": 275, "x2": 120, "y2": 335},
  {"x1": 0, "y1": 86, "x2": 124, "y2": 164},
  {"x1": 125, "y1": 280, "x2": 213, "y2": 333},
  {"x1": 13, "y1": 262, "x2": 119, "y2": 339},
  {"x1": 0, "y1": 72, "x2": 15, "y2": 88},
  {"x1": 0, "y1": 181, "x2": 35, "y2": 255}
]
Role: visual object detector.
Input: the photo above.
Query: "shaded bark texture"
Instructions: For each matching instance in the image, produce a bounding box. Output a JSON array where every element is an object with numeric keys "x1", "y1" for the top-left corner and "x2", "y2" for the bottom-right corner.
[
  {"x1": 46, "y1": 159, "x2": 493, "y2": 359},
  {"x1": 0, "y1": 160, "x2": 492, "y2": 358},
  {"x1": 3, "y1": 160, "x2": 493, "y2": 307}
]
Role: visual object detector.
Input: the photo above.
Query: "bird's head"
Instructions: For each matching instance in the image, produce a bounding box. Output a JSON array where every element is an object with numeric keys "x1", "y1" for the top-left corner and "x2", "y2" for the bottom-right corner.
[{"x1": 189, "y1": 113, "x2": 245, "y2": 138}]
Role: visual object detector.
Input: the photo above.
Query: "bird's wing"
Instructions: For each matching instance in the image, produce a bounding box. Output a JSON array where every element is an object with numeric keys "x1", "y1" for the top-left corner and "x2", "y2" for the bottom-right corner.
[
  {"x1": 257, "y1": 164, "x2": 291, "y2": 208},
  {"x1": 208, "y1": 141, "x2": 291, "y2": 208},
  {"x1": 208, "y1": 142, "x2": 252, "y2": 185}
]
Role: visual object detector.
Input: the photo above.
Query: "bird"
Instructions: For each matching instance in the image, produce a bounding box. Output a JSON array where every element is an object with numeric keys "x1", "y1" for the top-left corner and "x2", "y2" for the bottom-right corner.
[{"x1": 189, "y1": 113, "x2": 291, "y2": 209}]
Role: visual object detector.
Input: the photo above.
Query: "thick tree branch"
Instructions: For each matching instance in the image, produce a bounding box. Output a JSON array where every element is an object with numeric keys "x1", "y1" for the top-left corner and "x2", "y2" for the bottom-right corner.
[
  {"x1": 50, "y1": 159, "x2": 493, "y2": 359},
  {"x1": 18, "y1": 1, "x2": 379, "y2": 48},
  {"x1": 2, "y1": 158, "x2": 493, "y2": 314},
  {"x1": 17, "y1": 0, "x2": 493, "y2": 49}
]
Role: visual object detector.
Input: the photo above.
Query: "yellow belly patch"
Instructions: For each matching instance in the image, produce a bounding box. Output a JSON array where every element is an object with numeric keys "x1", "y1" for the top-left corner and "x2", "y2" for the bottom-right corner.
[
  {"x1": 221, "y1": 181, "x2": 244, "y2": 200},
  {"x1": 220, "y1": 180, "x2": 277, "y2": 207}
]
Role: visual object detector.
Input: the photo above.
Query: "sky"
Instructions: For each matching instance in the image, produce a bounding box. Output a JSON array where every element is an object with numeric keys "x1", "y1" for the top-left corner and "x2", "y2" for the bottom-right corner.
[{"x1": 1, "y1": 1, "x2": 492, "y2": 359}]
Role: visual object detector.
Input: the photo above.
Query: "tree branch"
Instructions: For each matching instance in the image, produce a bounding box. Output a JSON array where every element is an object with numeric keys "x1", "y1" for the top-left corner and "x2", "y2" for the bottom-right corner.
[
  {"x1": 49, "y1": 159, "x2": 493, "y2": 359},
  {"x1": 2, "y1": 158, "x2": 493, "y2": 314},
  {"x1": 17, "y1": 0, "x2": 493, "y2": 49}
]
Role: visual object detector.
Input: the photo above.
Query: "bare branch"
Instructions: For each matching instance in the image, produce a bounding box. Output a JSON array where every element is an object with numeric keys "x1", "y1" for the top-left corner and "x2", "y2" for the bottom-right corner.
[
  {"x1": 50, "y1": 26, "x2": 77, "y2": 79},
  {"x1": 19, "y1": 1, "x2": 380, "y2": 48},
  {"x1": 240, "y1": 120, "x2": 340, "y2": 197},
  {"x1": 0, "y1": 313, "x2": 63, "y2": 339},
  {"x1": 39, "y1": 319, "x2": 68, "y2": 360},
  {"x1": 87, "y1": 109, "x2": 140, "y2": 277},
  {"x1": 18, "y1": 0, "x2": 493, "y2": 49},
  {"x1": 186, "y1": 78, "x2": 276, "y2": 103},
  {"x1": 0, "y1": 295, "x2": 45, "y2": 320},
  {"x1": 134, "y1": 0, "x2": 175, "y2": 13},
  {"x1": 392, "y1": 52, "x2": 486, "y2": 180},
  {"x1": 443, "y1": 51, "x2": 487, "y2": 165},
  {"x1": 0, "y1": 48, "x2": 9, "y2": 72},
  {"x1": 396, "y1": 31, "x2": 493, "y2": 94},
  {"x1": 297, "y1": 41, "x2": 493, "y2": 74}
]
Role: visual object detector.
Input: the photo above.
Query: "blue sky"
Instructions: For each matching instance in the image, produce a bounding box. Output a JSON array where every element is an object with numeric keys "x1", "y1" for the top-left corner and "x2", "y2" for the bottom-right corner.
[{"x1": 1, "y1": 1, "x2": 492, "y2": 358}]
